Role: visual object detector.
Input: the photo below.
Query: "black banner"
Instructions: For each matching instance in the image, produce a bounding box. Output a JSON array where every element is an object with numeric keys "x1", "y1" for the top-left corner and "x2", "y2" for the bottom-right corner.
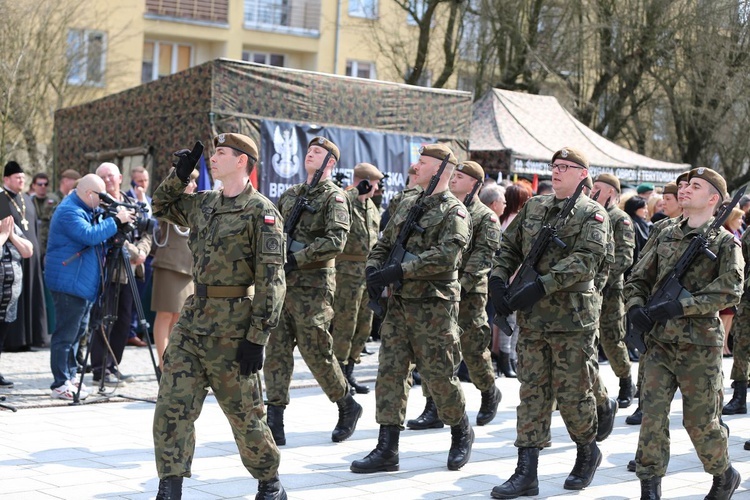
[{"x1": 259, "y1": 120, "x2": 434, "y2": 207}]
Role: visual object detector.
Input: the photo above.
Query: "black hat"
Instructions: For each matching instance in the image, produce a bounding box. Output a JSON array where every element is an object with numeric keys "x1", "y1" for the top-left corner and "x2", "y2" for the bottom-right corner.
[{"x1": 4, "y1": 161, "x2": 23, "y2": 177}]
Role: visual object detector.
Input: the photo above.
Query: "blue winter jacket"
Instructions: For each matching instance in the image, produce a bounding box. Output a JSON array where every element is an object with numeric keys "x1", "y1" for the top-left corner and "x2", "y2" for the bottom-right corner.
[{"x1": 45, "y1": 192, "x2": 118, "y2": 301}]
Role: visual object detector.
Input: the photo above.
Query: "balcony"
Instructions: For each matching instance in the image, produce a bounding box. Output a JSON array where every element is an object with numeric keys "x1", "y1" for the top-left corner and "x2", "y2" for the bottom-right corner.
[
  {"x1": 146, "y1": 0, "x2": 229, "y2": 24},
  {"x1": 244, "y1": 0, "x2": 320, "y2": 37}
]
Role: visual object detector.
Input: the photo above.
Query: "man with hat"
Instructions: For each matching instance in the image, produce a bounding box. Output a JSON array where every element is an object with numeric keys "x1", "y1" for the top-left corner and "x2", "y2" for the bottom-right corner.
[
  {"x1": 151, "y1": 134, "x2": 288, "y2": 499},
  {"x1": 489, "y1": 147, "x2": 612, "y2": 497},
  {"x1": 264, "y1": 136, "x2": 363, "y2": 447},
  {"x1": 0, "y1": 160, "x2": 48, "y2": 350},
  {"x1": 661, "y1": 182, "x2": 681, "y2": 220},
  {"x1": 331, "y1": 162, "x2": 384, "y2": 395},
  {"x1": 636, "y1": 182, "x2": 655, "y2": 201},
  {"x1": 407, "y1": 160, "x2": 503, "y2": 431},
  {"x1": 351, "y1": 143, "x2": 475, "y2": 474},
  {"x1": 625, "y1": 167, "x2": 743, "y2": 499},
  {"x1": 56, "y1": 169, "x2": 81, "y2": 201}
]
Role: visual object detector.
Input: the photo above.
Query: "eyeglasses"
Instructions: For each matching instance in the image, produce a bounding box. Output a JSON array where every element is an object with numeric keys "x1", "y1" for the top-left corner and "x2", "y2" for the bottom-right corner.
[
  {"x1": 548, "y1": 163, "x2": 585, "y2": 173},
  {"x1": 35, "y1": 182, "x2": 48, "y2": 187}
]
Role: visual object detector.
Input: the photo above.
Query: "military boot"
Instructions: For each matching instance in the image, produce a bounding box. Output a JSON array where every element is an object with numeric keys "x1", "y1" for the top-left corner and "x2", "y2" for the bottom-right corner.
[
  {"x1": 156, "y1": 477, "x2": 183, "y2": 500},
  {"x1": 339, "y1": 362, "x2": 356, "y2": 395},
  {"x1": 331, "y1": 391, "x2": 362, "y2": 442},
  {"x1": 476, "y1": 385, "x2": 502, "y2": 426},
  {"x1": 346, "y1": 359, "x2": 370, "y2": 394},
  {"x1": 596, "y1": 397, "x2": 618, "y2": 442},
  {"x1": 490, "y1": 447, "x2": 539, "y2": 499},
  {"x1": 563, "y1": 440, "x2": 602, "y2": 490},
  {"x1": 350, "y1": 425, "x2": 400, "y2": 473},
  {"x1": 705, "y1": 466, "x2": 741, "y2": 500},
  {"x1": 256, "y1": 476, "x2": 287, "y2": 500},
  {"x1": 722, "y1": 380, "x2": 747, "y2": 415},
  {"x1": 617, "y1": 375, "x2": 635, "y2": 408},
  {"x1": 406, "y1": 397, "x2": 444, "y2": 430},
  {"x1": 266, "y1": 405, "x2": 286, "y2": 446},
  {"x1": 626, "y1": 401, "x2": 643, "y2": 425},
  {"x1": 640, "y1": 476, "x2": 661, "y2": 500},
  {"x1": 447, "y1": 413, "x2": 474, "y2": 470}
]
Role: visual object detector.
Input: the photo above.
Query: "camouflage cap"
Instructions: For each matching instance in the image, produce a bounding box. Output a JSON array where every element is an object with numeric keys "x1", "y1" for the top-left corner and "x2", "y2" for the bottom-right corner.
[
  {"x1": 551, "y1": 147, "x2": 589, "y2": 169},
  {"x1": 676, "y1": 171, "x2": 691, "y2": 185},
  {"x1": 214, "y1": 133, "x2": 258, "y2": 162},
  {"x1": 308, "y1": 136, "x2": 340, "y2": 162},
  {"x1": 60, "y1": 169, "x2": 82, "y2": 181},
  {"x1": 419, "y1": 143, "x2": 458, "y2": 166},
  {"x1": 663, "y1": 182, "x2": 678, "y2": 196},
  {"x1": 594, "y1": 173, "x2": 620, "y2": 193},
  {"x1": 688, "y1": 167, "x2": 727, "y2": 201},
  {"x1": 353, "y1": 162, "x2": 383, "y2": 180},
  {"x1": 456, "y1": 160, "x2": 484, "y2": 182}
]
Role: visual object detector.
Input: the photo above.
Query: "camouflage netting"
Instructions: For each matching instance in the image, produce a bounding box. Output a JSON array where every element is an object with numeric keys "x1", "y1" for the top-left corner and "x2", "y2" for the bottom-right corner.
[{"x1": 54, "y1": 59, "x2": 473, "y2": 183}]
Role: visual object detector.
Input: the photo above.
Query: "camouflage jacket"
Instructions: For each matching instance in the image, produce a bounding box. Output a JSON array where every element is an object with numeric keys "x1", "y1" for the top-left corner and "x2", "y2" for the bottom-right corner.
[
  {"x1": 31, "y1": 194, "x2": 59, "y2": 254},
  {"x1": 741, "y1": 229, "x2": 750, "y2": 303},
  {"x1": 491, "y1": 193, "x2": 612, "y2": 332},
  {"x1": 368, "y1": 190, "x2": 470, "y2": 302},
  {"x1": 605, "y1": 205, "x2": 635, "y2": 290},
  {"x1": 460, "y1": 199, "x2": 502, "y2": 295},
  {"x1": 335, "y1": 187, "x2": 380, "y2": 277},
  {"x1": 152, "y1": 172, "x2": 286, "y2": 345},
  {"x1": 624, "y1": 217, "x2": 744, "y2": 346}
]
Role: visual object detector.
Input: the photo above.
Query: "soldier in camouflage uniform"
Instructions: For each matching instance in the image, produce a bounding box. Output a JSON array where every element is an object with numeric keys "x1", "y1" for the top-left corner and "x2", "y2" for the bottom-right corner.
[
  {"x1": 625, "y1": 167, "x2": 743, "y2": 499},
  {"x1": 30, "y1": 172, "x2": 59, "y2": 261},
  {"x1": 489, "y1": 147, "x2": 611, "y2": 498},
  {"x1": 331, "y1": 162, "x2": 383, "y2": 394},
  {"x1": 264, "y1": 136, "x2": 362, "y2": 447},
  {"x1": 350, "y1": 143, "x2": 474, "y2": 474},
  {"x1": 724, "y1": 229, "x2": 750, "y2": 416},
  {"x1": 151, "y1": 134, "x2": 287, "y2": 500},
  {"x1": 407, "y1": 160, "x2": 502, "y2": 431}
]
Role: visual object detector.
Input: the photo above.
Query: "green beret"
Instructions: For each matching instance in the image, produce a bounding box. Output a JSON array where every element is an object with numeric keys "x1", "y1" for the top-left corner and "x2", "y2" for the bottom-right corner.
[
  {"x1": 456, "y1": 160, "x2": 484, "y2": 182},
  {"x1": 688, "y1": 167, "x2": 727, "y2": 201},
  {"x1": 308, "y1": 136, "x2": 340, "y2": 162},
  {"x1": 419, "y1": 143, "x2": 458, "y2": 166},
  {"x1": 214, "y1": 133, "x2": 258, "y2": 162},
  {"x1": 663, "y1": 183, "x2": 678, "y2": 196},
  {"x1": 676, "y1": 171, "x2": 690, "y2": 185},
  {"x1": 551, "y1": 147, "x2": 589, "y2": 169},
  {"x1": 584, "y1": 176, "x2": 594, "y2": 190},
  {"x1": 594, "y1": 173, "x2": 620, "y2": 193},
  {"x1": 636, "y1": 182, "x2": 654, "y2": 194},
  {"x1": 353, "y1": 162, "x2": 383, "y2": 181}
]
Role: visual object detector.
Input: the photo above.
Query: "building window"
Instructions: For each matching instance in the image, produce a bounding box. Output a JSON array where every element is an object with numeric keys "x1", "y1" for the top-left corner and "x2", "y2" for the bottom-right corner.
[
  {"x1": 349, "y1": 0, "x2": 377, "y2": 19},
  {"x1": 66, "y1": 29, "x2": 106, "y2": 86},
  {"x1": 142, "y1": 41, "x2": 192, "y2": 83},
  {"x1": 242, "y1": 51, "x2": 286, "y2": 67},
  {"x1": 245, "y1": 0, "x2": 288, "y2": 26},
  {"x1": 346, "y1": 60, "x2": 376, "y2": 79}
]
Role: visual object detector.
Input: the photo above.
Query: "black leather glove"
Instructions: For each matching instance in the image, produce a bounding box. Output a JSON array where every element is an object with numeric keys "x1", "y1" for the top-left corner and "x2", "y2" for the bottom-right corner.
[
  {"x1": 356, "y1": 179, "x2": 372, "y2": 195},
  {"x1": 172, "y1": 141, "x2": 204, "y2": 182},
  {"x1": 628, "y1": 306, "x2": 654, "y2": 333},
  {"x1": 284, "y1": 253, "x2": 297, "y2": 274},
  {"x1": 488, "y1": 276, "x2": 513, "y2": 317},
  {"x1": 508, "y1": 277, "x2": 546, "y2": 312},
  {"x1": 366, "y1": 266, "x2": 381, "y2": 299},
  {"x1": 369, "y1": 264, "x2": 403, "y2": 288},
  {"x1": 236, "y1": 339, "x2": 264, "y2": 375},
  {"x1": 648, "y1": 301, "x2": 684, "y2": 323}
]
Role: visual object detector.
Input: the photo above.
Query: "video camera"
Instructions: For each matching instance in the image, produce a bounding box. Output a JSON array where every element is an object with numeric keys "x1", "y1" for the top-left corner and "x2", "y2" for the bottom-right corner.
[{"x1": 97, "y1": 192, "x2": 154, "y2": 234}]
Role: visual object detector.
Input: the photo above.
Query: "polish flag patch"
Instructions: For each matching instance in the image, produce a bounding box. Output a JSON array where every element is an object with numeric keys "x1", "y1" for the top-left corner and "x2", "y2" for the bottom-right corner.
[
  {"x1": 594, "y1": 213, "x2": 604, "y2": 223},
  {"x1": 457, "y1": 209, "x2": 466, "y2": 218},
  {"x1": 490, "y1": 215, "x2": 498, "y2": 223},
  {"x1": 264, "y1": 215, "x2": 276, "y2": 225},
  {"x1": 335, "y1": 195, "x2": 345, "y2": 203},
  {"x1": 623, "y1": 219, "x2": 631, "y2": 226}
]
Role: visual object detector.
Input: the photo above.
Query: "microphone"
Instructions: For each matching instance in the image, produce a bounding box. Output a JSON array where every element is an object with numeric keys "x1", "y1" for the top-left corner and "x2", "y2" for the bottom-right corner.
[{"x1": 97, "y1": 192, "x2": 117, "y2": 204}]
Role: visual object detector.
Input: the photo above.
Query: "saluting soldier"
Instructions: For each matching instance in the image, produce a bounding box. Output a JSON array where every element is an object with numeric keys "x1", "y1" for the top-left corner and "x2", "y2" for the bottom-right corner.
[
  {"x1": 625, "y1": 167, "x2": 744, "y2": 499},
  {"x1": 489, "y1": 147, "x2": 611, "y2": 498},
  {"x1": 152, "y1": 134, "x2": 287, "y2": 500},
  {"x1": 264, "y1": 136, "x2": 362, "y2": 447},
  {"x1": 407, "y1": 160, "x2": 502, "y2": 431},
  {"x1": 331, "y1": 162, "x2": 383, "y2": 394},
  {"x1": 351, "y1": 143, "x2": 474, "y2": 474}
]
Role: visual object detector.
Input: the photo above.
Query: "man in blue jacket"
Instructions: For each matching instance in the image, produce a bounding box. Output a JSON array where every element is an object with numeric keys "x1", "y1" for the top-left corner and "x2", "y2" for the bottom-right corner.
[{"x1": 45, "y1": 174, "x2": 134, "y2": 400}]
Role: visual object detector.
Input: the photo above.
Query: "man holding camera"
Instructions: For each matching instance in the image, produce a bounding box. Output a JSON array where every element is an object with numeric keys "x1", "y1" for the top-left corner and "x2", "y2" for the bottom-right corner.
[
  {"x1": 89, "y1": 162, "x2": 153, "y2": 387},
  {"x1": 45, "y1": 174, "x2": 135, "y2": 400}
]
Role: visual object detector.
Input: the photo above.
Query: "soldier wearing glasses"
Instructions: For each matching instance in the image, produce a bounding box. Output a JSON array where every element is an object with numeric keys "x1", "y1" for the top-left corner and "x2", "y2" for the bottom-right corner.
[{"x1": 489, "y1": 147, "x2": 611, "y2": 498}]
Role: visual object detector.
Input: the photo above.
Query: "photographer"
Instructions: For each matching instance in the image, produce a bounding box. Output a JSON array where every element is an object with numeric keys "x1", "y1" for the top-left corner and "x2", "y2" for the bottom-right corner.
[
  {"x1": 45, "y1": 174, "x2": 134, "y2": 400},
  {"x1": 89, "y1": 163, "x2": 153, "y2": 387}
]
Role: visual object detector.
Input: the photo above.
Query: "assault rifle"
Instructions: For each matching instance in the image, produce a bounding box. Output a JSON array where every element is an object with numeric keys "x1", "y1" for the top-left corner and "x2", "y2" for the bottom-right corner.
[
  {"x1": 494, "y1": 178, "x2": 587, "y2": 336},
  {"x1": 625, "y1": 186, "x2": 746, "y2": 352},
  {"x1": 463, "y1": 179, "x2": 482, "y2": 206},
  {"x1": 367, "y1": 154, "x2": 451, "y2": 317},
  {"x1": 283, "y1": 150, "x2": 333, "y2": 254}
]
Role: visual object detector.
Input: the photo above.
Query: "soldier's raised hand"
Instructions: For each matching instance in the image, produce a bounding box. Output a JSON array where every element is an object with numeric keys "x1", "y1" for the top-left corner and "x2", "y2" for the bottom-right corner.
[{"x1": 172, "y1": 141, "x2": 204, "y2": 182}]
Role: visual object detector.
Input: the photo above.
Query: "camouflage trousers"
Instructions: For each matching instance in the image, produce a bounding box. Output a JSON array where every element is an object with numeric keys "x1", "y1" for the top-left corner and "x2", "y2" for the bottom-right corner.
[
  {"x1": 636, "y1": 338, "x2": 728, "y2": 479},
  {"x1": 377, "y1": 295, "x2": 466, "y2": 427},
  {"x1": 331, "y1": 268, "x2": 373, "y2": 365},
  {"x1": 730, "y1": 301, "x2": 750, "y2": 381},
  {"x1": 264, "y1": 285, "x2": 348, "y2": 406},
  {"x1": 515, "y1": 328, "x2": 598, "y2": 447},
  {"x1": 153, "y1": 326, "x2": 280, "y2": 481},
  {"x1": 591, "y1": 330, "x2": 609, "y2": 408},
  {"x1": 599, "y1": 287, "x2": 631, "y2": 378},
  {"x1": 420, "y1": 292, "x2": 495, "y2": 398}
]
